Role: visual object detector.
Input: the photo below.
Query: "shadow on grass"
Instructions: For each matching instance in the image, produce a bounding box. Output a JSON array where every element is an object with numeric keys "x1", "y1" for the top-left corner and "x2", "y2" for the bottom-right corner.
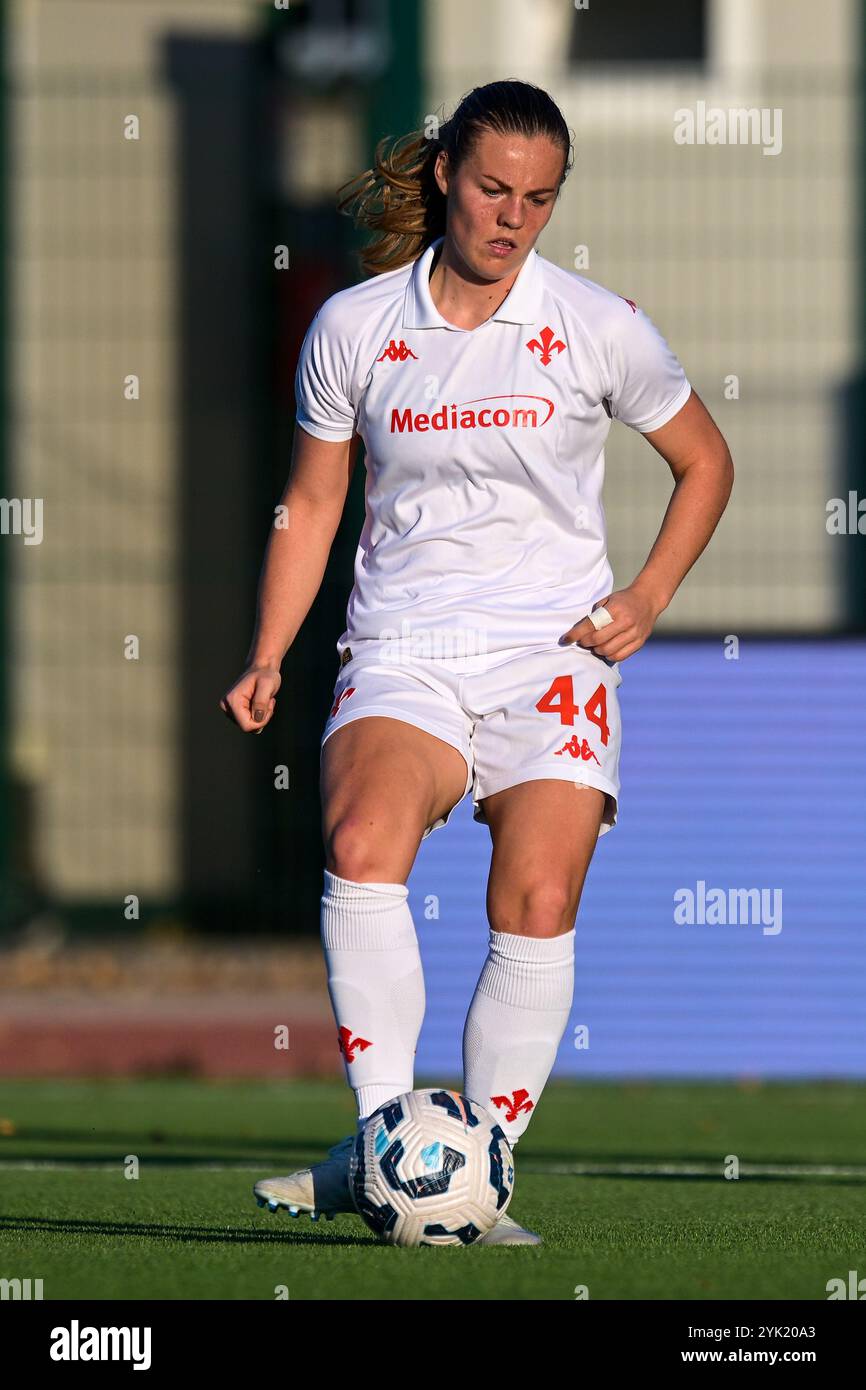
[{"x1": 0, "y1": 1212, "x2": 374, "y2": 1247}]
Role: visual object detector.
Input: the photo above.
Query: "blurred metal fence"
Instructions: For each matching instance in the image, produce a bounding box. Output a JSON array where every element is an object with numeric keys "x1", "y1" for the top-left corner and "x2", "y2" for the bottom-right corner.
[{"x1": 4, "y1": 0, "x2": 422, "y2": 934}]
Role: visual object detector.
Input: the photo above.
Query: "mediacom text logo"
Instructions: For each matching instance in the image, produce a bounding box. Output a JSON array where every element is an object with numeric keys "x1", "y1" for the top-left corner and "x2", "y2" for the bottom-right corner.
[{"x1": 390, "y1": 394, "x2": 554, "y2": 433}]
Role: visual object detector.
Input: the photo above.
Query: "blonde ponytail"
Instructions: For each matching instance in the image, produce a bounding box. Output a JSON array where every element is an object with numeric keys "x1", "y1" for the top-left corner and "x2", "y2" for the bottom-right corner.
[{"x1": 336, "y1": 129, "x2": 445, "y2": 277}]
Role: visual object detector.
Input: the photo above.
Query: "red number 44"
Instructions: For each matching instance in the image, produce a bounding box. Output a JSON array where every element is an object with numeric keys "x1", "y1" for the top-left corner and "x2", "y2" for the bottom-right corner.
[{"x1": 535, "y1": 675, "x2": 610, "y2": 746}]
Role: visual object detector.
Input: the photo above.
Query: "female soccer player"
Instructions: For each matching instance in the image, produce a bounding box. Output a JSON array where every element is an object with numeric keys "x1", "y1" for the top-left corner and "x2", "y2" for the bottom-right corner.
[{"x1": 221, "y1": 80, "x2": 733, "y2": 1245}]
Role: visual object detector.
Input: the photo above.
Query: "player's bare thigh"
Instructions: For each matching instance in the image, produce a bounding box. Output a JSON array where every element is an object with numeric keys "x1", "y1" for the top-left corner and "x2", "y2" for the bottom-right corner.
[
  {"x1": 321, "y1": 715, "x2": 469, "y2": 884},
  {"x1": 481, "y1": 780, "x2": 606, "y2": 938}
]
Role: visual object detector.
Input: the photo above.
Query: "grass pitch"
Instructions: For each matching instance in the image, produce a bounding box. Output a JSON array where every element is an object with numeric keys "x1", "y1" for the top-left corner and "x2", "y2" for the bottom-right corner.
[{"x1": 0, "y1": 1077, "x2": 863, "y2": 1300}]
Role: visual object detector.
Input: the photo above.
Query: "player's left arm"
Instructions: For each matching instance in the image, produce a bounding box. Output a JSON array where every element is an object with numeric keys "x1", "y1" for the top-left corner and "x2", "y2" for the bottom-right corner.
[{"x1": 562, "y1": 388, "x2": 734, "y2": 661}]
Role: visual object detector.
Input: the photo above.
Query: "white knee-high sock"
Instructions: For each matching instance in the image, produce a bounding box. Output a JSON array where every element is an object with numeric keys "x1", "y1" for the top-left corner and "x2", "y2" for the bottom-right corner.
[
  {"x1": 321, "y1": 869, "x2": 425, "y2": 1123},
  {"x1": 462, "y1": 927, "x2": 575, "y2": 1146}
]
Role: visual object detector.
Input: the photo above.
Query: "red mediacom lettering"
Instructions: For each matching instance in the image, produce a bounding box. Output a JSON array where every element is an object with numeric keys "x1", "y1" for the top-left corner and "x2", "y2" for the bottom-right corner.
[{"x1": 389, "y1": 395, "x2": 554, "y2": 432}]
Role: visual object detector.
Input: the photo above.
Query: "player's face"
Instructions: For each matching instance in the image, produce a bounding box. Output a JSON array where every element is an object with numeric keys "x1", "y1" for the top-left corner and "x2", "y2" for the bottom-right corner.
[{"x1": 434, "y1": 128, "x2": 565, "y2": 280}]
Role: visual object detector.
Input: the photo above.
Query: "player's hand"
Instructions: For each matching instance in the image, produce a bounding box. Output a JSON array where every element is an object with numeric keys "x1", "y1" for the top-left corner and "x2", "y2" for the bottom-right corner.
[
  {"x1": 559, "y1": 584, "x2": 663, "y2": 662},
  {"x1": 219, "y1": 664, "x2": 282, "y2": 733}
]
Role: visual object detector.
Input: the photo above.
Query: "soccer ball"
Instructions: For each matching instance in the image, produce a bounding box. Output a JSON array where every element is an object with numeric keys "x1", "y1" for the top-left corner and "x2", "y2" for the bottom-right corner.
[{"x1": 349, "y1": 1088, "x2": 514, "y2": 1247}]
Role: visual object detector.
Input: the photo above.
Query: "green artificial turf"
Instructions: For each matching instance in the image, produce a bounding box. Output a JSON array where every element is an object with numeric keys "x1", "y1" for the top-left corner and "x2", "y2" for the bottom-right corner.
[{"x1": 0, "y1": 1077, "x2": 863, "y2": 1300}]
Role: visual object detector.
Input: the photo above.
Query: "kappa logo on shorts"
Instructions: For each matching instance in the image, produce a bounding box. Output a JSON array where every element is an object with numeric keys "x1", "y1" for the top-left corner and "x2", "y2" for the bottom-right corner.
[
  {"x1": 330, "y1": 686, "x2": 356, "y2": 718},
  {"x1": 554, "y1": 734, "x2": 601, "y2": 764},
  {"x1": 491, "y1": 1089, "x2": 535, "y2": 1123},
  {"x1": 338, "y1": 1026, "x2": 372, "y2": 1063},
  {"x1": 376, "y1": 339, "x2": 418, "y2": 363}
]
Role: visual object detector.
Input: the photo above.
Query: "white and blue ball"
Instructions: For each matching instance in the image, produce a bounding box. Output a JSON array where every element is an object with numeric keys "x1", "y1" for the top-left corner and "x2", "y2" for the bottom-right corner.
[{"x1": 349, "y1": 1088, "x2": 514, "y2": 1247}]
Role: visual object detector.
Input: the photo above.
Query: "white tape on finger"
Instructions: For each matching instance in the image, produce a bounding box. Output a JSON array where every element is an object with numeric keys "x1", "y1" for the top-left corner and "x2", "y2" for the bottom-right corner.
[{"x1": 587, "y1": 606, "x2": 613, "y2": 631}]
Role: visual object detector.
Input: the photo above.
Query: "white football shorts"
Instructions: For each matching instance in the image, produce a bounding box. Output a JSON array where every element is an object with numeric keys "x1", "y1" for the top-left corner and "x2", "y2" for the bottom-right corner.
[{"x1": 320, "y1": 638, "x2": 623, "y2": 839}]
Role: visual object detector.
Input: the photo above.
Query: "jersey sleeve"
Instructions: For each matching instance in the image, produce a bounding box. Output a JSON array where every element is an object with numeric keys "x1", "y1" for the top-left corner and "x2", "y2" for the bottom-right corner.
[
  {"x1": 293, "y1": 296, "x2": 357, "y2": 442},
  {"x1": 604, "y1": 298, "x2": 692, "y2": 434}
]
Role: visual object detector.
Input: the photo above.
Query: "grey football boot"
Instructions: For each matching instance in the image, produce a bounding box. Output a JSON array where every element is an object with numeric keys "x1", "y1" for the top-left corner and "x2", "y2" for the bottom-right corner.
[{"x1": 253, "y1": 1134, "x2": 356, "y2": 1221}]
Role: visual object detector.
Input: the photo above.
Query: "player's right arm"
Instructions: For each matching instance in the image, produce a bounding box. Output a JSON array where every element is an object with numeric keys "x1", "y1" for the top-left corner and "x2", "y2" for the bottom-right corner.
[{"x1": 219, "y1": 425, "x2": 359, "y2": 733}]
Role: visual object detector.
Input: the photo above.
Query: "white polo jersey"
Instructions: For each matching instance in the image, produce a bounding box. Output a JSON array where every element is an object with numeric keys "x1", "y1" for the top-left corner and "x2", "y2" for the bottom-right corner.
[{"x1": 294, "y1": 235, "x2": 691, "y2": 659}]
